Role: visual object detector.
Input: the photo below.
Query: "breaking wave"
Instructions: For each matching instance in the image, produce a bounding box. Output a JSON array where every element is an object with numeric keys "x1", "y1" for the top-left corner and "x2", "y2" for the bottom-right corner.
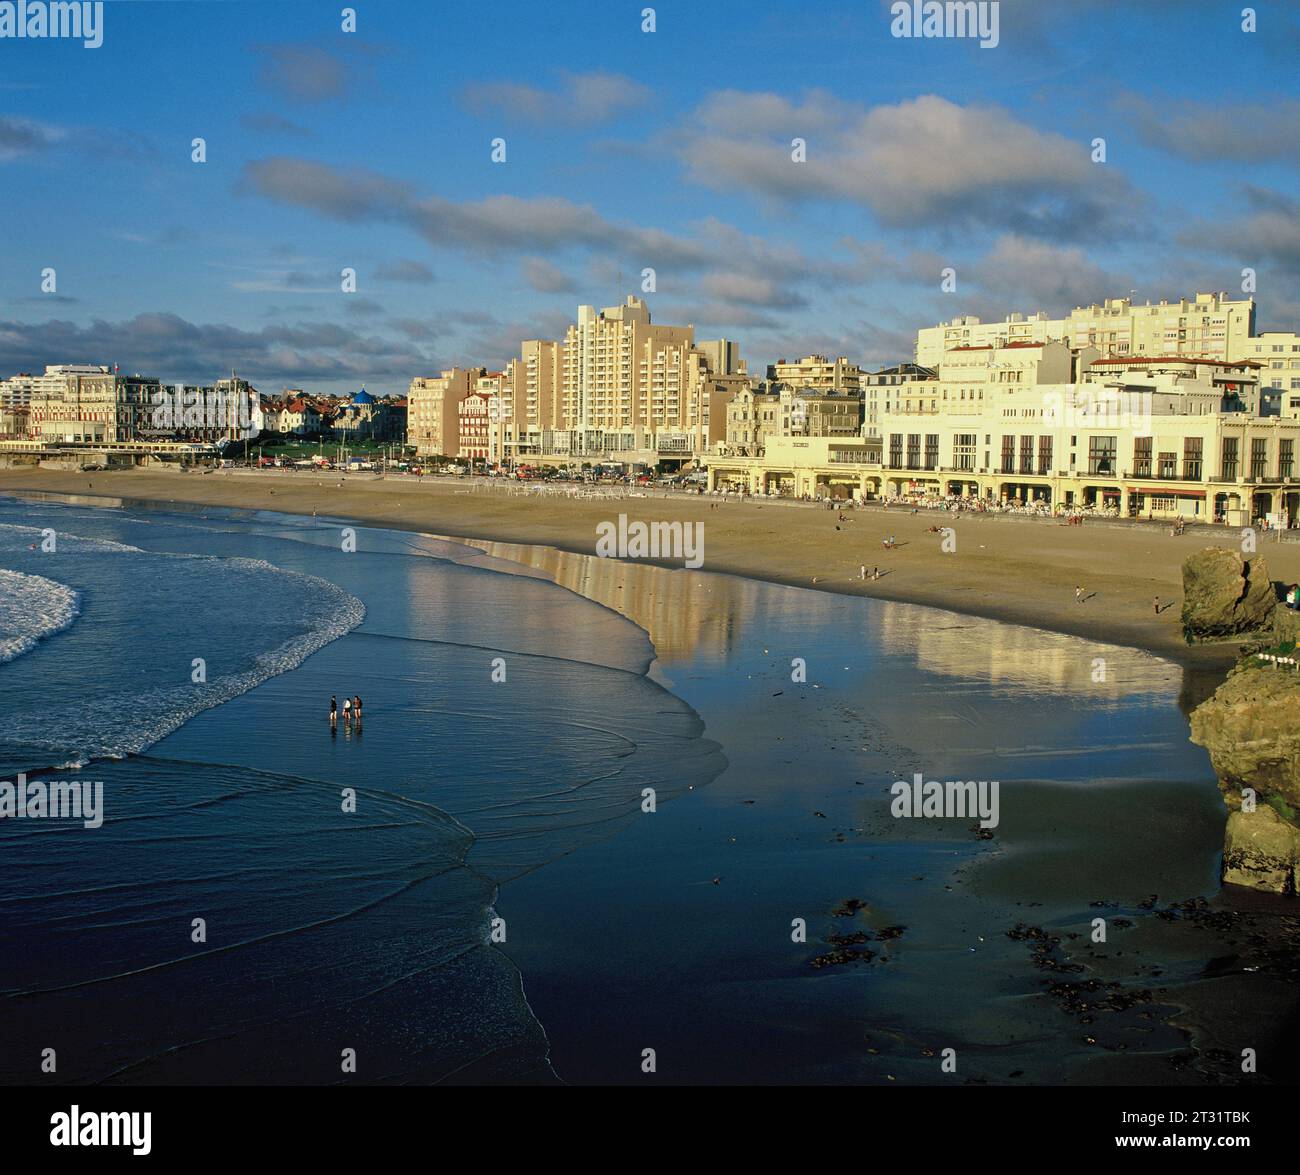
[{"x1": 0, "y1": 569, "x2": 80, "y2": 663}]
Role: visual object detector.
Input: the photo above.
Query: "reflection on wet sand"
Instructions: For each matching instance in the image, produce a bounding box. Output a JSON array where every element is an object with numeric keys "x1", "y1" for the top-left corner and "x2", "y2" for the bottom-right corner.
[{"x1": 452, "y1": 537, "x2": 1180, "y2": 699}]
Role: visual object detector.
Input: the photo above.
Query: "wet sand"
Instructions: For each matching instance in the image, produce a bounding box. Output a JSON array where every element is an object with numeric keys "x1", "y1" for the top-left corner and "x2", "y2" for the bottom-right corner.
[
  {"x1": 5, "y1": 466, "x2": 1296, "y2": 677},
  {"x1": 4, "y1": 479, "x2": 1296, "y2": 1084}
]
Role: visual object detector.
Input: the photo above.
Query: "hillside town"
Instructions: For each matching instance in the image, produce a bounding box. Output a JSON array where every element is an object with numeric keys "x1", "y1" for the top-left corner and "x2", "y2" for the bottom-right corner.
[{"x1": 4, "y1": 289, "x2": 1300, "y2": 527}]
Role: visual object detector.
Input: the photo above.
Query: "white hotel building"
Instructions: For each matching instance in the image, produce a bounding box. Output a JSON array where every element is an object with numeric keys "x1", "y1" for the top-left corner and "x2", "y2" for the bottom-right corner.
[
  {"x1": 914, "y1": 293, "x2": 1256, "y2": 369},
  {"x1": 708, "y1": 339, "x2": 1300, "y2": 527}
]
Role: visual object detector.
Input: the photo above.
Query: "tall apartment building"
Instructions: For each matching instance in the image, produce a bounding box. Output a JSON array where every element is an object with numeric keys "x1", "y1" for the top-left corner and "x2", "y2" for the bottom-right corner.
[
  {"x1": 407, "y1": 367, "x2": 482, "y2": 457},
  {"x1": 500, "y1": 297, "x2": 740, "y2": 460},
  {"x1": 915, "y1": 293, "x2": 1256, "y2": 368},
  {"x1": 561, "y1": 296, "x2": 695, "y2": 435}
]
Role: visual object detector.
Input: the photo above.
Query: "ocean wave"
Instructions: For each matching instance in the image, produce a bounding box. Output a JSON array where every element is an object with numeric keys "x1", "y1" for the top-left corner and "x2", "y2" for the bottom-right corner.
[
  {"x1": 0, "y1": 521, "x2": 144, "y2": 554},
  {"x1": 0, "y1": 569, "x2": 81, "y2": 663},
  {"x1": 2, "y1": 557, "x2": 365, "y2": 769}
]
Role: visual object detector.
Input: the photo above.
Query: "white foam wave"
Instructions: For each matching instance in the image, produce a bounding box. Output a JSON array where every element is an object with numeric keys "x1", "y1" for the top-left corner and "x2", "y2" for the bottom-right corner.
[
  {"x1": 4, "y1": 562, "x2": 364, "y2": 768},
  {"x1": 0, "y1": 569, "x2": 81, "y2": 663},
  {"x1": 0, "y1": 522, "x2": 144, "y2": 554}
]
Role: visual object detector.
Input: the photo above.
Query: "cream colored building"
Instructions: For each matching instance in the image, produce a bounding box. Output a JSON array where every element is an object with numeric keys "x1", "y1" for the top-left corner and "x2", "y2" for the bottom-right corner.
[
  {"x1": 1245, "y1": 332, "x2": 1300, "y2": 415},
  {"x1": 767, "y1": 354, "x2": 862, "y2": 392},
  {"x1": 408, "y1": 366, "x2": 482, "y2": 457},
  {"x1": 725, "y1": 385, "x2": 780, "y2": 455},
  {"x1": 1, "y1": 364, "x2": 112, "y2": 409},
  {"x1": 498, "y1": 297, "x2": 741, "y2": 463},
  {"x1": 863, "y1": 363, "x2": 936, "y2": 438},
  {"x1": 28, "y1": 368, "x2": 161, "y2": 443},
  {"x1": 708, "y1": 346, "x2": 1298, "y2": 526},
  {"x1": 915, "y1": 293, "x2": 1256, "y2": 369},
  {"x1": 561, "y1": 296, "x2": 694, "y2": 435}
]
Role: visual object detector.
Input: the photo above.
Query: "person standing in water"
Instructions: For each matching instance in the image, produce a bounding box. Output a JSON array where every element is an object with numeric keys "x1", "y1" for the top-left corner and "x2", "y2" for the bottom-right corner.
[
  {"x1": 329, "y1": 696, "x2": 337, "y2": 726},
  {"x1": 352, "y1": 695, "x2": 362, "y2": 721},
  {"x1": 342, "y1": 697, "x2": 352, "y2": 724}
]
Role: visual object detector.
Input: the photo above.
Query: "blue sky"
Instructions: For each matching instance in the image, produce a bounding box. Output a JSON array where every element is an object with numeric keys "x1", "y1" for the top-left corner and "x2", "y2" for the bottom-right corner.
[{"x1": 3, "y1": 0, "x2": 1300, "y2": 395}]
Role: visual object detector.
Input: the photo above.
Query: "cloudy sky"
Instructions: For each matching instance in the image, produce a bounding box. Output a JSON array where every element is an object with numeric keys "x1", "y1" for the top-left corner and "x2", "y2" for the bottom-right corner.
[{"x1": 2, "y1": 0, "x2": 1299, "y2": 395}]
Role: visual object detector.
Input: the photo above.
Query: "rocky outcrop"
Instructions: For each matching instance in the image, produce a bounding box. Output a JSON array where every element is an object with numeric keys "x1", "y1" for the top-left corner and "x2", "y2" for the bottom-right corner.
[
  {"x1": 1190, "y1": 660, "x2": 1300, "y2": 894},
  {"x1": 1181, "y1": 548, "x2": 1276, "y2": 642}
]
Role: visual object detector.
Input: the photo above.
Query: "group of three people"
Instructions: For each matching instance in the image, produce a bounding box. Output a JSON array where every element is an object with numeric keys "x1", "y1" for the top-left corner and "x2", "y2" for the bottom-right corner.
[{"x1": 329, "y1": 695, "x2": 363, "y2": 725}]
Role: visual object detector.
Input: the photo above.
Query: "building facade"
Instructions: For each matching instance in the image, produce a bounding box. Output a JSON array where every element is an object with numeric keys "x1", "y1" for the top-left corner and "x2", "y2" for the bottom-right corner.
[
  {"x1": 708, "y1": 346, "x2": 1298, "y2": 526},
  {"x1": 408, "y1": 367, "x2": 481, "y2": 457},
  {"x1": 915, "y1": 293, "x2": 1256, "y2": 369}
]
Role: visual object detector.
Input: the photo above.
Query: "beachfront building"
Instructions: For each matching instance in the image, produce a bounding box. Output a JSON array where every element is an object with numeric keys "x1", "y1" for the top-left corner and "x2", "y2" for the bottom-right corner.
[
  {"x1": 408, "y1": 367, "x2": 482, "y2": 458},
  {"x1": 914, "y1": 293, "x2": 1256, "y2": 369},
  {"x1": 496, "y1": 296, "x2": 742, "y2": 466},
  {"x1": 552, "y1": 296, "x2": 694, "y2": 454},
  {"x1": 1, "y1": 365, "x2": 116, "y2": 410},
  {"x1": 502, "y1": 340, "x2": 560, "y2": 461},
  {"x1": 708, "y1": 344, "x2": 1300, "y2": 527},
  {"x1": 28, "y1": 367, "x2": 162, "y2": 443}
]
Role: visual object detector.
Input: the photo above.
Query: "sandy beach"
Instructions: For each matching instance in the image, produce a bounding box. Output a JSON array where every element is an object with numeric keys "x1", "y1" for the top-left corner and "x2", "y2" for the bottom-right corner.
[
  {"x1": 5, "y1": 466, "x2": 1296, "y2": 676},
  {"x1": 3, "y1": 477, "x2": 1296, "y2": 1088}
]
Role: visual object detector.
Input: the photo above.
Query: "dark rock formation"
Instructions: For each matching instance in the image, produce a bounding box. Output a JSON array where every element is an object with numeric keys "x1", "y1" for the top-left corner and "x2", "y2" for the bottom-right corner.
[{"x1": 1181, "y1": 548, "x2": 1276, "y2": 642}]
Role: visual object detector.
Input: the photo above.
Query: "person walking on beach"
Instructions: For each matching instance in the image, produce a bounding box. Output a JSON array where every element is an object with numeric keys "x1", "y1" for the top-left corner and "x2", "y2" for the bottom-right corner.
[
  {"x1": 1075, "y1": 585, "x2": 1084, "y2": 604},
  {"x1": 329, "y1": 696, "x2": 337, "y2": 726},
  {"x1": 1153, "y1": 595, "x2": 1161, "y2": 616},
  {"x1": 860, "y1": 564, "x2": 866, "y2": 581}
]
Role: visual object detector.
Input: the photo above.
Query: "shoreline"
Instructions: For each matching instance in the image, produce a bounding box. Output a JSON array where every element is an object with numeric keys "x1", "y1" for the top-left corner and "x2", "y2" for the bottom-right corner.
[
  {"x1": 4, "y1": 466, "x2": 1296, "y2": 676},
  {"x1": 4, "y1": 470, "x2": 1297, "y2": 1085}
]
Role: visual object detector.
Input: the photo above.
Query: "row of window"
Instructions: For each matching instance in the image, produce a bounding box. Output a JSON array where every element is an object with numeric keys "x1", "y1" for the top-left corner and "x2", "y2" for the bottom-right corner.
[{"x1": 883, "y1": 433, "x2": 1297, "y2": 481}]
